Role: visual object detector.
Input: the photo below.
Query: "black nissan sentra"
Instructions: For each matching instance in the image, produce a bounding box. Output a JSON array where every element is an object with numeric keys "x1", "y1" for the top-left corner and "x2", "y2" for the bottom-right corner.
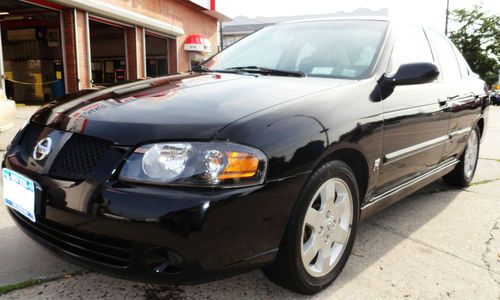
[{"x1": 2, "y1": 18, "x2": 490, "y2": 294}]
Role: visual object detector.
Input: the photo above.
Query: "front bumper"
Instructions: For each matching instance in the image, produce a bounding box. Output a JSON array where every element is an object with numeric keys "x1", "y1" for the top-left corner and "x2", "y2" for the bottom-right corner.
[{"x1": 3, "y1": 124, "x2": 308, "y2": 283}]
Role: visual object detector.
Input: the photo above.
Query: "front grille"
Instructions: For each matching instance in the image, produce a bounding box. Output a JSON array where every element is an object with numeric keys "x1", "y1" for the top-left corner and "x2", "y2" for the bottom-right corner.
[
  {"x1": 18, "y1": 123, "x2": 44, "y2": 162},
  {"x1": 49, "y1": 134, "x2": 112, "y2": 179},
  {"x1": 11, "y1": 210, "x2": 132, "y2": 268}
]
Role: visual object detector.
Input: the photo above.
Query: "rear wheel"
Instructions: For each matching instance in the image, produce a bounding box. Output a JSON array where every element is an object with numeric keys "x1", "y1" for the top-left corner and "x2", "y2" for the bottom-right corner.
[
  {"x1": 263, "y1": 160, "x2": 359, "y2": 294},
  {"x1": 443, "y1": 125, "x2": 480, "y2": 187}
]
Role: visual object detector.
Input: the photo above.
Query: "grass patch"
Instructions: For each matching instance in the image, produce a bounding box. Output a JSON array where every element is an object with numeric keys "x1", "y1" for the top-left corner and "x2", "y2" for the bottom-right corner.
[
  {"x1": 0, "y1": 270, "x2": 88, "y2": 296},
  {"x1": 470, "y1": 178, "x2": 500, "y2": 186},
  {"x1": 0, "y1": 279, "x2": 45, "y2": 295}
]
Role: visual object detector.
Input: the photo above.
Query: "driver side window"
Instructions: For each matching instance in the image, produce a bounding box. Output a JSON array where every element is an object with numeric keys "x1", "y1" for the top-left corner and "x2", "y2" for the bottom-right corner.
[{"x1": 387, "y1": 25, "x2": 434, "y2": 76}]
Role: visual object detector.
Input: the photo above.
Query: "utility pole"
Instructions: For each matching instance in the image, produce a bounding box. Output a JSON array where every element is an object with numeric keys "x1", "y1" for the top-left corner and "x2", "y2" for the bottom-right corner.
[
  {"x1": 219, "y1": 21, "x2": 224, "y2": 51},
  {"x1": 445, "y1": 0, "x2": 450, "y2": 35}
]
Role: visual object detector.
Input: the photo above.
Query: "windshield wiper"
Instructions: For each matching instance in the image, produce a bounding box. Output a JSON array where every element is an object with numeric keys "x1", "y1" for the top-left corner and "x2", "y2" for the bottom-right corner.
[
  {"x1": 191, "y1": 65, "x2": 256, "y2": 76},
  {"x1": 225, "y1": 66, "x2": 306, "y2": 77}
]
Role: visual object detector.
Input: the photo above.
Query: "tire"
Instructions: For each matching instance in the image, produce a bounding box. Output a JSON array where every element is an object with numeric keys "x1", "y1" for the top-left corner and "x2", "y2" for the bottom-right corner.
[
  {"x1": 443, "y1": 125, "x2": 480, "y2": 187},
  {"x1": 263, "y1": 160, "x2": 360, "y2": 294}
]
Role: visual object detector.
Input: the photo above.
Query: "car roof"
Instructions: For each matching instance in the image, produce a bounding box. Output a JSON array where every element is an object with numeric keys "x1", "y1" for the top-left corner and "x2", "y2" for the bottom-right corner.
[{"x1": 280, "y1": 16, "x2": 390, "y2": 25}]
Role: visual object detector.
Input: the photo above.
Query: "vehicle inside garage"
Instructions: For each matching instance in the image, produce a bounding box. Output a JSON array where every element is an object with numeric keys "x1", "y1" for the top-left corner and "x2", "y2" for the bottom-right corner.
[
  {"x1": 0, "y1": 0, "x2": 65, "y2": 104},
  {"x1": 89, "y1": 19, "x2": 127, "y2": 86}
]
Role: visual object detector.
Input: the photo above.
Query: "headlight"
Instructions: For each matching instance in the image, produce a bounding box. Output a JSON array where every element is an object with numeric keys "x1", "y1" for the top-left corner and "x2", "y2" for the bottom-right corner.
[{"x1": 119, "y1": 141, "x2": 267, "y2": 188}]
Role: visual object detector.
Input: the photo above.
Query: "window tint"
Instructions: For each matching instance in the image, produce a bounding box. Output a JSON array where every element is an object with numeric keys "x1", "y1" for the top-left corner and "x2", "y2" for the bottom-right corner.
[
  {"x1": 387, "y1": 25, "x2": 434, "y2": 75},
  {"x1": 426, "y1": 30, "x2": 462, "y2": 81}
]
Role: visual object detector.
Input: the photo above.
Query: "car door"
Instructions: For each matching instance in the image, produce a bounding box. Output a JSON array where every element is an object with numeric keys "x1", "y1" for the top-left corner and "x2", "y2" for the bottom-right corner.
[
  {"x1": 425, "y1": 29, "x2": 484, "y2": 160},
  {"x1": 376, "y1": 25, "x2": 450, "y2": 194}
]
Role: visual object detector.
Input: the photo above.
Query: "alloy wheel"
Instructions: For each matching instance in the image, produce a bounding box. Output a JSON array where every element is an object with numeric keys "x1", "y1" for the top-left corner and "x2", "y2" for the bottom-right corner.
[
  {"x1": 300, "y1": 178, "x2": 353, "y2": 277},
  {"x1": 464, "y1": 129, "x2": 479, "y2": 180}
]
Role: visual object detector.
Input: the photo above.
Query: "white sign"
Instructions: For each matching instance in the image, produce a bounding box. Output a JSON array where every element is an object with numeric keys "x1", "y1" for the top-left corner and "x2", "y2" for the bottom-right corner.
[{"x1": 184, "y1": 43, "x2": 212, "y2": 53}]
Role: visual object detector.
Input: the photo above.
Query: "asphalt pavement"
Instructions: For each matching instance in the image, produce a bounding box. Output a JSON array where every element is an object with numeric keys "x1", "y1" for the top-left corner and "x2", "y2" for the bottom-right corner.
[{"x1": 0, "y1": 106, "x2": 499, "y2": 299}]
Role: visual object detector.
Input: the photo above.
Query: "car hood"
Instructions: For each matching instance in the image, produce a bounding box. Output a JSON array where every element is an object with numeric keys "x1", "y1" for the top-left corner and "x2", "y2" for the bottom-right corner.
[{"x1": 32, "y1": 73, "x2": 352, "y2": 145}]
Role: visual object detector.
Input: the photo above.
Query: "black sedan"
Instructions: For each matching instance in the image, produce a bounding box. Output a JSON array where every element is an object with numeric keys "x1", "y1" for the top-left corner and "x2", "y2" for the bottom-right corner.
[{"x1": 2, "y1": 18, "x2": 489, "y2": 294}]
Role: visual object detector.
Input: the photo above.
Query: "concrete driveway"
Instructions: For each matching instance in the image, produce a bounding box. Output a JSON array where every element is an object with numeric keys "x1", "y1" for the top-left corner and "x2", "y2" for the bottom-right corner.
[{"x1": 1, "y1": 106, "x2": 499, "y2": 299}]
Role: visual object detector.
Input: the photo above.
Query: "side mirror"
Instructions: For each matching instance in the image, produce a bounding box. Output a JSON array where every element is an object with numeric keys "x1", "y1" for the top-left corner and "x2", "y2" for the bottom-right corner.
[
  {"x1": 375, "y1": 62, "x2": 440, "y2": 100},
  {"x1": 389, "y1": 62, "x2": 440, "y2": 86}
]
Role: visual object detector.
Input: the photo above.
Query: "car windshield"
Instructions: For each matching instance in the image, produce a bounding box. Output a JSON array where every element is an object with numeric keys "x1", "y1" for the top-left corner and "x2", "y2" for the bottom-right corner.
[{"x1": 204, "y1": 20, "x2": 388, "y2": 80}]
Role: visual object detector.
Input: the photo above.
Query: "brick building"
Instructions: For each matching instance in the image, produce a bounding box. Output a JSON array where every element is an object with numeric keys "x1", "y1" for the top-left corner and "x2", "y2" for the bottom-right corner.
[{"x1": 0, "y1": 0, "x2": 229, "y2": 104}]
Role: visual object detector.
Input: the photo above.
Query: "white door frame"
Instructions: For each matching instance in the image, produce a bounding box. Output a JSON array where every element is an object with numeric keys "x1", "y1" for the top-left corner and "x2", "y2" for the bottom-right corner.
[{"x1": 0, "y1": 23, "x2": 5, "y2": 91}]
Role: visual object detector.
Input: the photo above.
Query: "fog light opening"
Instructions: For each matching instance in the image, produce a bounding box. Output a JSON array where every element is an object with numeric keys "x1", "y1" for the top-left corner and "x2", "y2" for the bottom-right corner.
[{"x1": 145, "y1": 248, "x2": 184, "y2": 274}]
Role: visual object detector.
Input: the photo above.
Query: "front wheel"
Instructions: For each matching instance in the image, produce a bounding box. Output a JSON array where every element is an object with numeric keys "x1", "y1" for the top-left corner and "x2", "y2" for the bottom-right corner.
[
  {"x1": 443, "y1": 125, "x2": 480, "y2": 187},
  {"x1": 263, "y1": 160, "x2": 359, "y2": 294}
]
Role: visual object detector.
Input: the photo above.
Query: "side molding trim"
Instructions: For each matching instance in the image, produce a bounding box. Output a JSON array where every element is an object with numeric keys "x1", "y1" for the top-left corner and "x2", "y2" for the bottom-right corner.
[
  {"x1": 449, "y1": 127, "x2": 471, "y2": 138},
  {"x1": 361, "y1": 158, "x2": 459, "y2": 219},
  {"x1": 384, "y1": 127, "x2": 471, "y2": 163}
]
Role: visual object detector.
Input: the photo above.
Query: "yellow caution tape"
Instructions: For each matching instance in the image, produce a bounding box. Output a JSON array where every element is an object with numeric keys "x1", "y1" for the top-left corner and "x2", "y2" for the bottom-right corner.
[{"x1": 4, "y1": 78, "x2": 62, "y2": 86}]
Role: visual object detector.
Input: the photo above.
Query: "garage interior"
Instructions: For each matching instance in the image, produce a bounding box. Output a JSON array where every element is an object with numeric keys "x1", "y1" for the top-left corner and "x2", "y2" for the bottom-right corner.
[
  {"x1": 89, "y1": 19, "x2": 127, "y2": 86},
  {"x1": 145, "y1": 33, "x2": 170, "y2": 78},
  {"x1": 0, "y1": 0, "x2": 65, "y2": 104}
]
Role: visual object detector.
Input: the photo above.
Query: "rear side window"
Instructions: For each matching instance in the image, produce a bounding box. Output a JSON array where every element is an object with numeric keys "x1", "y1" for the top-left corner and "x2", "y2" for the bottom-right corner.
[
  {"x1": 426, "y1": 30, "x2": 462, "y2": 81},
  {"x1": 451, "y1": 43, "x2": 470, "y2": 78},
  {"x1": 387, "y1": 25, "x2": 434, "y2": 75}
]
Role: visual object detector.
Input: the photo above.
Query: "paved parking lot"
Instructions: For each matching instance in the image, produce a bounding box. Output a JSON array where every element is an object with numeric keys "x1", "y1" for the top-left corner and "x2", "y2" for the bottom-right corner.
[{"x1": 0, "y1": 106, "x2": 499, "y2": 299}]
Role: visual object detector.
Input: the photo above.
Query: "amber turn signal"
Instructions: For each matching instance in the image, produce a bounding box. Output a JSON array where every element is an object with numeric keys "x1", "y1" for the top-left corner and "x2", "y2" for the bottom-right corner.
[{"x1": 218, "y1": 152, "x2": 260, "y2": 180}]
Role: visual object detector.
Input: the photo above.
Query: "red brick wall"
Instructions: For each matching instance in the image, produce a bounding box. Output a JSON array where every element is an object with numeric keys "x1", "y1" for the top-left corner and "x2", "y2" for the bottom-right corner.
[
  {"x1": 125, "y1": 28, "x2": 138, "y2": 80},
  {"x1": 62, "y1": 9, "x2": 78, "y2": 93},
  {"x1": 168, "y1": 38, "x2": 178, "y2": 74},
  {"x1": 173, "y1": 5, "x2": 218, "y2": 72},
  {"x1": 62, "y1": 0, "x2": 217, "y2": 91},
  {"x1": 103, "y1": 0, "x2": 218, "y2": 73},
  {"x1": 75, "y1": 10, "x2": 90, "y2": 89},
  {"x1": 136, "y1": 27, "x2": 146, "y2": 78}
]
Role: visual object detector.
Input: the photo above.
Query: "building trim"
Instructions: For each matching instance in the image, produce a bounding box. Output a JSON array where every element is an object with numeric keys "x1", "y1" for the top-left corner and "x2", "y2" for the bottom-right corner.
[
  {"x1": 73, "y1": 8, "x2": 80, "y2": 90},
  {"x1": 142, "y1": 28, "x2": 147, "y2": 78},
  {"x1": 134, "y1": 26, "x2": 141, "y2": 79},
  {"x1": 124, "y1": 28, "x2": 130, "y2": 80},
  {"x1": 50, "y1": 0, "x2": 185, "y2": 36},
  {"x1": 85, "y1": 12, "x2": 92, "y2": 87},
  {"x1": 0, "y1": 25, "x2": 5, "y2": 90},
  {"x1": 89, "y1": 15, "x2": 132, "y2": 29},
  {"x1": 144, "y1": 30, "x2": 172, "y2": 40},
  {"x1": 165, "y1": 38, "x2": 170, "y2": 75},
  {"x1": 22, "y1": 0, "x2": 66, "y2": 11},
  {"x1": 59, "y1": 12, "x2": 69, "y2": 93}
]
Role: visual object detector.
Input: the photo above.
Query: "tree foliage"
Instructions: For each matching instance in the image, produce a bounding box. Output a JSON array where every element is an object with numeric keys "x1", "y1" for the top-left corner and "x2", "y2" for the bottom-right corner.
[{"x1": 449, "y1": 5, "x2": 500, "y2": 86}]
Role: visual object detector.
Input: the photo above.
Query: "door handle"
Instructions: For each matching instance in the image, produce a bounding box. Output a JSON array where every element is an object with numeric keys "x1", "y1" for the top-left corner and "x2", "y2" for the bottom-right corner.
[{"x1": 447, "y1": 94, "x2": 460, "y2": 100}]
